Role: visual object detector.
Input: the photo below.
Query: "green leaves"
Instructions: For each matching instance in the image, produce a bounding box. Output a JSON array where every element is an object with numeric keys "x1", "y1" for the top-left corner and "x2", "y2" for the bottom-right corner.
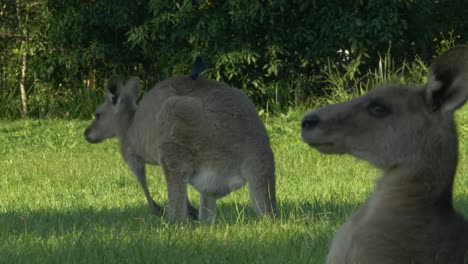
[
  {"x1": 126, "y1": 24, "x2": 149, "y2": 49},
  {"x1": 0, "y1": 0, "x2": 467, "y2": 118}
]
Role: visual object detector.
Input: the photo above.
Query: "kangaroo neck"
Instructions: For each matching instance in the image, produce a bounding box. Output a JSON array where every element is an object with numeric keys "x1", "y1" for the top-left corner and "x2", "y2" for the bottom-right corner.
[
  {"x1": 115, "y1": 106, "x2": 137, "y2": 152},
  {"x1": 377, "y1": 150, "x2": 457, "y2": 213}
]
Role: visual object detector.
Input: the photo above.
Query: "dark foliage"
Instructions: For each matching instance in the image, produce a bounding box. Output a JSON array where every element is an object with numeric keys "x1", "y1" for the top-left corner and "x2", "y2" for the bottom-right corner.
[{"x1": 0, "y1": 0, "x2": 466, "y2": 118}]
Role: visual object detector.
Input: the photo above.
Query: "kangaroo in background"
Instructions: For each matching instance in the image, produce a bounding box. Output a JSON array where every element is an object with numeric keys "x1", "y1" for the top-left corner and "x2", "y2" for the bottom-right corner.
[
  {"x1": 301, "y1": 45, "x2": 468, "y2": 263},
  {"x1": 84, "y1": 63, "x2": 277, "y2": 222}
]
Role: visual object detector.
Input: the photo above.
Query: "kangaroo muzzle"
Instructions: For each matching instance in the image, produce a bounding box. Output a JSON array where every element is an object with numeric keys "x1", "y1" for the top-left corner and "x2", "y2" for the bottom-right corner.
[{"x1": 84, "y1": 126, "x2": 103, "y2": 144}]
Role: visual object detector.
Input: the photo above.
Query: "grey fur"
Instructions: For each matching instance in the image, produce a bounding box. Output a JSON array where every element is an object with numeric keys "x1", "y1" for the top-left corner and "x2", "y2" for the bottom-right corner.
[
  {"x1": 302, "y1": 45, "x2": 468, "y2": 263},
  {"x1": 85, "y1": 76, "x2": 277, "y2": 222}
]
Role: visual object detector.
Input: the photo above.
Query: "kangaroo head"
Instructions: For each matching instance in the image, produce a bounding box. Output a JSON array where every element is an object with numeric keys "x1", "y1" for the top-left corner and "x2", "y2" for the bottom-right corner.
[
  {"x1": 301, "y1": 46, "x2": 468, "y2": 170},
  {"x1": 84, "y1": 75, "x2": 140, "y2": 143}
]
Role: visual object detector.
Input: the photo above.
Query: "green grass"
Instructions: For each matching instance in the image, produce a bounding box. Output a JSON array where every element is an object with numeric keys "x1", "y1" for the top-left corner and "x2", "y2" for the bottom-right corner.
[{"x1": 1, "y1": 108, "x2": 468, "y2": 263}]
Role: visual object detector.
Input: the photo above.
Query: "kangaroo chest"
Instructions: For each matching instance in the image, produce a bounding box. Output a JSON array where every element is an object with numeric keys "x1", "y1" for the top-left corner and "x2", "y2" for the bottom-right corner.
[{"x1": 334, "y1": 193, "x2": 435, "y2": 263}]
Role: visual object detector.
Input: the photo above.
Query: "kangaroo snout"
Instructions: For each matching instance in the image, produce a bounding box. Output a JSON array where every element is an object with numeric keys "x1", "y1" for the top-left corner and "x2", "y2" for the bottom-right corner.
[
  {"x1": 301, "y1": 113, "x2": 320, "y2": 130},
  {"x1": 84, "y1": 126, "x2": 102, "y2": 144}
]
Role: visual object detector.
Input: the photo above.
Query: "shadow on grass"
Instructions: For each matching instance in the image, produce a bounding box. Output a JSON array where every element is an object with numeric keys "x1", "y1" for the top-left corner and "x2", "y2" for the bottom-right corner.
[
  {"x1": 1, "y1": 199, "x2": 358, "y2": 236},
  {"x1": 0, "y1": 200, "x2": 354, "y2": 263},
  {"x1": 3, "y1": 197, "x2": 467, "y2": 237},
  {"x1": 2, "y1": 198, "x2": 467, "y2": 263}
]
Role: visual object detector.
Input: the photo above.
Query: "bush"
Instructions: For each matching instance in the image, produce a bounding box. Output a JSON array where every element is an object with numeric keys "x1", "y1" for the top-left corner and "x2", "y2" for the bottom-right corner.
[{"x1": 0, "y1": 0, "x2": 466, "y2": 118}]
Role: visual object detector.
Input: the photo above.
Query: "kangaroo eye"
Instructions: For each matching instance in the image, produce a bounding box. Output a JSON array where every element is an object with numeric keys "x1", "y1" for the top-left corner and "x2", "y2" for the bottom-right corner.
[{"x1": 367, "y1": 101, "x2": 391, "y2": 118}]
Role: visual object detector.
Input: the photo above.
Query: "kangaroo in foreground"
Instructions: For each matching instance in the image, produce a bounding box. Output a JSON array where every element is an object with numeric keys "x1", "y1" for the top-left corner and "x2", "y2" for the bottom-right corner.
[
  {"x1": 302, "y1": 45, "x2": 468, "y2": 263},
  {"x1": 84, "y1": 70, "x2": 277, "y2": 222}
]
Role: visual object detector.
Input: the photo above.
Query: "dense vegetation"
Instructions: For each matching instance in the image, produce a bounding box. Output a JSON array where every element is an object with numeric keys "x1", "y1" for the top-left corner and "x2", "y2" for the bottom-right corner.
[{"x1": 1, "y1": 0, "x2": 467, "y2": 118}]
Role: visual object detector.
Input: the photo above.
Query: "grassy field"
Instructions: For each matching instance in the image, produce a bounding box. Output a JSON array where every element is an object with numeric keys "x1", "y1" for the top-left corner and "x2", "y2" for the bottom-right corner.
[{"x1": 1, "y1": 107, "x2": 468, "y2": 263}]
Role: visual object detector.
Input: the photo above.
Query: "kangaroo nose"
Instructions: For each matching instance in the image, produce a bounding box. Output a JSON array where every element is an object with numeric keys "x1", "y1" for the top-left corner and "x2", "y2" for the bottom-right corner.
[{"x1": 301, "y1": 114, "x2": 320, "y2": 130}]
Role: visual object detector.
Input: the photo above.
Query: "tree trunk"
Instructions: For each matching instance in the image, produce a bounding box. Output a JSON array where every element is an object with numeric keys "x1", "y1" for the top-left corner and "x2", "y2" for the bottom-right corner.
[
  {"x1": 19, "y1": 50, "x2": 28, "y2": 117},
  {"x1": 16, "y1": 0, "x2": 28, "y2": 118}
]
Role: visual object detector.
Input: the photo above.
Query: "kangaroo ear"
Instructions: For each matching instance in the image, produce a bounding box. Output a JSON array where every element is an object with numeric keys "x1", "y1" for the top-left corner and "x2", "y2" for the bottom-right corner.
[
  {"x1": 107, "y1": 75, "x2": 123, "y2": 105},
  {"x1": 122, "y1": 77, "x2": 140, "y2": 103},
  {"x1": 425, "y1": 45, "x2": 468, "y2": 112}
]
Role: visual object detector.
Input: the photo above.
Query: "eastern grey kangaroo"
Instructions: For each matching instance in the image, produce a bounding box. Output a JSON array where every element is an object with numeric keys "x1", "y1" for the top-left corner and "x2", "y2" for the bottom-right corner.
[
  {"x1": 302, "y1": 46, "x2": 468, "y2": 263},
  {"x1": 85, "y1": 67, "x2": 277, "y2": 222}
]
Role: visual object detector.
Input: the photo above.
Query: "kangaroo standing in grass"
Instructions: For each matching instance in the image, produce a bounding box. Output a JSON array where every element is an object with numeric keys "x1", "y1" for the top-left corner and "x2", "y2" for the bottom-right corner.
[
  {"x1": 84, "y1": 63, "x2": 277, "y2": 222},
  {"x1": 301, "y1": 46, "x2": 468, "y2": 263}
]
